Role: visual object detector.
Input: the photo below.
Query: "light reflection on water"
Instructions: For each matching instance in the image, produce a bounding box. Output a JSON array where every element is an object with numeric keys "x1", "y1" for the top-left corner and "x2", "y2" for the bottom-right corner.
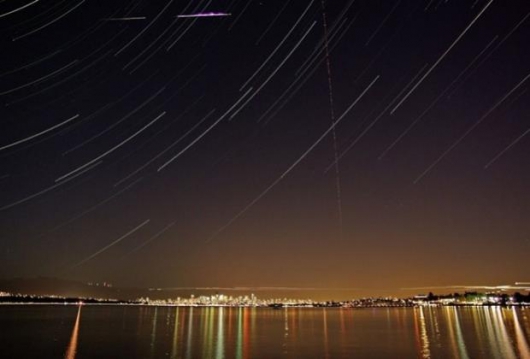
[
  {"x1": 63, "y1": 305, "x2": 81, "y2": 359},
  {"x1": 512, "y1": 307, "x2": 530, "y2": 359},
  {"x1": 2, "y1": 306, "x2": 530, "y2": 359},
  {"x1": 452, "y1": 307, "x2": 470, "y2": 359},
  {"x1": 170, "y1": 307, "x2": 179, "y2": 359},
  {"x1": 418, "y1": 307, "x2": 431, "y2": 358}
]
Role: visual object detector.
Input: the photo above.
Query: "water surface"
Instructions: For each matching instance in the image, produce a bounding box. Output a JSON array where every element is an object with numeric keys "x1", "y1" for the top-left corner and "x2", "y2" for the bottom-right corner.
[{"x1": 1, "y1": 305, "x2": 529, "y2": 358}]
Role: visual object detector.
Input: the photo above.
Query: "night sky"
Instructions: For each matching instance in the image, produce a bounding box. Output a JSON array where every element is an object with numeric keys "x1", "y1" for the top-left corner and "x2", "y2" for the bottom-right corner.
[{"x1": 1, "y1": 0, "x2": 529, "y2": 299}]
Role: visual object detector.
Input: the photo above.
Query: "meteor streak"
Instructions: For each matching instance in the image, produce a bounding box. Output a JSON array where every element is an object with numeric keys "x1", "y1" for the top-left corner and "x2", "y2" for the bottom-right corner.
[{"x1": 176, "y1": 12, "x2": 231, "y2": 18}]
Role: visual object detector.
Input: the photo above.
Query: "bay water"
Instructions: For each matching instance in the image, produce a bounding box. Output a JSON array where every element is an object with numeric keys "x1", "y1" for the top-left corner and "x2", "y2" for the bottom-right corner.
[{"x1": 1, "y1": 305, "x2": 529, "y2": 358}]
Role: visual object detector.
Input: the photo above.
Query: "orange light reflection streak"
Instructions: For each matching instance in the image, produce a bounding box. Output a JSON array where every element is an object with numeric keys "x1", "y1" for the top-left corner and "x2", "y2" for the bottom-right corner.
[{"x1": 64, "y1": 305, "x2": 82, "y2": 359}]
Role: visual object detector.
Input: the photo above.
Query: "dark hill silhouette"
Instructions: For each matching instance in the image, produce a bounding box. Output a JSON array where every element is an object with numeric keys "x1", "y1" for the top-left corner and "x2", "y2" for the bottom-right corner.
[{"x1": 0, "y1": 277, "x2": 145, "y2": 300}]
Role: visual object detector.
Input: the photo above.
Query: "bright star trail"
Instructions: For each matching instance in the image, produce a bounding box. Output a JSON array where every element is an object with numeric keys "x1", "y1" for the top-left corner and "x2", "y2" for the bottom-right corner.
[
  {"x1": 71, "y1": 219, "x2": 151, "y2": 269},
  {"x1": 0, "y1": 0, "x2": 529, "y2": 298}
]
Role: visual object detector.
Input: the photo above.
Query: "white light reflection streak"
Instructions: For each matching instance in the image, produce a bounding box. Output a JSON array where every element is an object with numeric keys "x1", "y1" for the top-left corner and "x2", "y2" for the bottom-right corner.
[
  {"x1": 484, "y1": 308, "x2": 502, "y2": 359},
  {"x1": 323, "y1": 309, "x2": 329, "y2": 359},
  {"x1": 236, "y1": 308, "x2": 243, "y2": 359},
  {"x1": 444, "y1": 307, "x2": 459, "y2": 359},
  {"x1": 419, "y1": 307, "x2": 431, "y2": 359},
  {"x1": 283, "y1": 308, "x2": 289, "y2": 356},
  {"x1": 171, "y1": 308, "x2": 179, "y2": 359},
  {"x1": 186, "y1": 307, "x2": 194, "y2": 359},
  {"x1": 512, "y1": 307, "x2": 530, "y2": 359},
  {"x1": 216, "y1": 307, "x2": 225, "y2": 359},
  {"x1": 453, "y1": 308, "x2": 470, "y2": 359},
  {"x1": 150, "y1": 308, "x2": 158, "y2": 358},
  {"x1": 492, "y1": 308, "x2": 517, "y2": 359}
]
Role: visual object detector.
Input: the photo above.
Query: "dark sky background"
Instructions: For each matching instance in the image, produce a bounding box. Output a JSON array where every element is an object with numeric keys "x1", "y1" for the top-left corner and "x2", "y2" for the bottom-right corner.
[{"x1": 1, "y1": 0, "x2": 529, "y2": 299}]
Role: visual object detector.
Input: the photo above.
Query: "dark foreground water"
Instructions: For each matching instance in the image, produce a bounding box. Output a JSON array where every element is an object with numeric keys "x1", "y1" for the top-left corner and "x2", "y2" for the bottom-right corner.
[{"x1": 1, "y1": 305, "x2": 529, "y2": 359}]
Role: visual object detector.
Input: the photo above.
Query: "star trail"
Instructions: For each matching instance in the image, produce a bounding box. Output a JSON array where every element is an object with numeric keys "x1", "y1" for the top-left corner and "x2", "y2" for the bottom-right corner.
[{"x1": 0, "y1": 0, "x2": 529, "y2": 298}]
